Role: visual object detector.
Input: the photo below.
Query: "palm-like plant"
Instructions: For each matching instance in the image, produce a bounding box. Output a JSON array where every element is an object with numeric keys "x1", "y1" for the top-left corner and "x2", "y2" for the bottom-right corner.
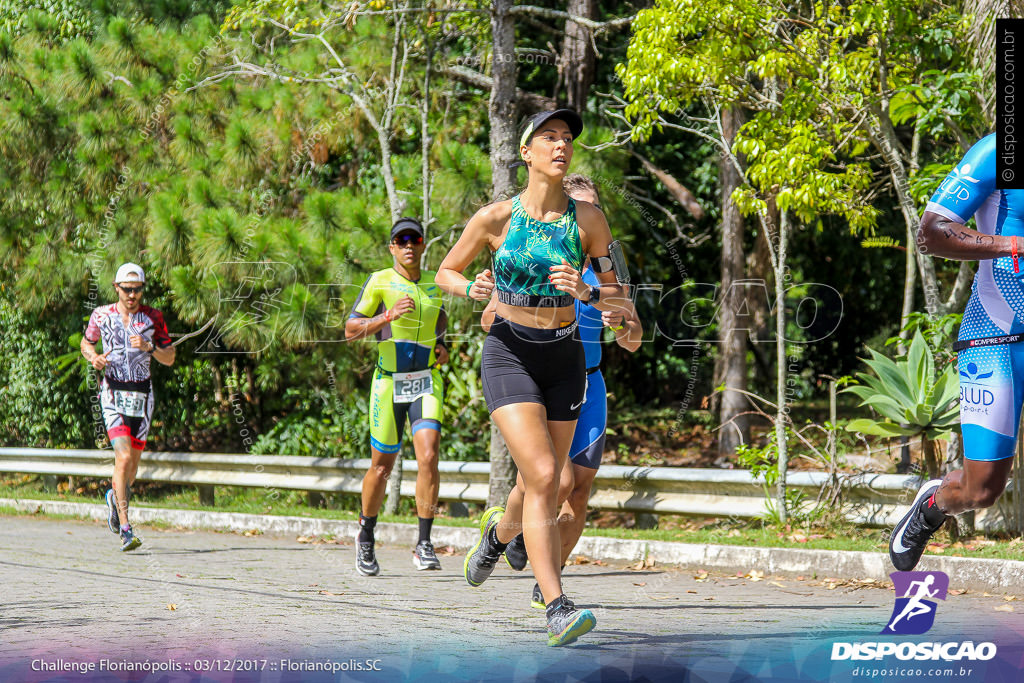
[{"x1": 844, "y1": 330, "x2": 960, "y2": 479}]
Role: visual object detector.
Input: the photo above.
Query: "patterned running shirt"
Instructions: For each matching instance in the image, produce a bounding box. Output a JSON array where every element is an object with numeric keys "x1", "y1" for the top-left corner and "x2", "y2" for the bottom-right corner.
[{"x1": 84, "y1": 304, "x2": 172, "y2": 383}]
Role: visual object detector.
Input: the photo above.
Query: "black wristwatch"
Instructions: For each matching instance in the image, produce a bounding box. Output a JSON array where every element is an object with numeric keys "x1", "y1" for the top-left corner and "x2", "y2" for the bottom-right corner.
[{"x1": 586, "y1": 285, "x2": 600, "y2": 304}]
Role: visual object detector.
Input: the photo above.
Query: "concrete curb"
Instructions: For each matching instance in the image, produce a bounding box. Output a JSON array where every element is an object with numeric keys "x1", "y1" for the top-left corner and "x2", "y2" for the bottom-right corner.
[{"x1": 4, "y1": 497, "x2": 1023, "y2": 592}]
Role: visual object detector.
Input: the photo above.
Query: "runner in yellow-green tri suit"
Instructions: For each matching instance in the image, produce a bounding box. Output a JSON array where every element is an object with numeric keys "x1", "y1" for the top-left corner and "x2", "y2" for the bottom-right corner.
[{"x1": 345, "y1": 217, "x2": 448, "y2": 576}]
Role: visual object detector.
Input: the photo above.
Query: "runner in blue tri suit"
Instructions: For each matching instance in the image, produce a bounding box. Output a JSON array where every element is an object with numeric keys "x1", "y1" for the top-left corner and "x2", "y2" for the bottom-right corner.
[
  {"x1": 483, "y1": 175, "x2": 643, "y2": 608},
  {"x1": 890, "y1": 133, "x2": 1023, "y2": 571}
]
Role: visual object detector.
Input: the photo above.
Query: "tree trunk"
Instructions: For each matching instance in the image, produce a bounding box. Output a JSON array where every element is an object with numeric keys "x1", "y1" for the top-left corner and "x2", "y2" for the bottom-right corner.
[
  {"x1": 486, "y1": 0, "x2": 519, "y2": 508},
  {"x1": 775, "y1": 209, "x2": 790, "y2": 524},
  {"x1": 489, "y1": 0, "x2": 519, "y2": 201},
  {"x1": 555, "y1": 0, "x2": 596, "y2": 111},
  {"x1": 385, "y1": 446, "x2": 403, "y2": 515},
  {"x1": 422, "y1": 45, "x2": 433, "y2": 225},
  {"x1": 921, "y1": 433, "x2": 940, "y2": 481},
  {"x1": 867, "y1": 114, "x2": 942, "y2": 316},
  {"x1": 716, "y1": 106, "x2": 751, "y2": 457}
]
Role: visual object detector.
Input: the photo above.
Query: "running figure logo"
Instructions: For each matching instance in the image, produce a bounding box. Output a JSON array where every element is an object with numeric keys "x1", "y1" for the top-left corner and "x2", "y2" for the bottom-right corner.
[{"x1": 882, "y1": 571, "x2": 949, "y2": 635}]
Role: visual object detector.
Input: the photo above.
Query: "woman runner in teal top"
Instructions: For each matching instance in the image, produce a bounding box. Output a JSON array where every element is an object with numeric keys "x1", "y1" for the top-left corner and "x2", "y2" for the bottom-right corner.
[{"x1": 436, "y1": 109, "x2": 630, "y2": 647}]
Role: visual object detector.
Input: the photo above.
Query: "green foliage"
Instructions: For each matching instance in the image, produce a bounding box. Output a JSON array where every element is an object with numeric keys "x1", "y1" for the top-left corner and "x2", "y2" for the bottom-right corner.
[
  {"x1": 0, "y1": 2, "x2": 93, "y2": 40},
  {"x1": 844, "y1": 330, "x2": 960, "y2": 440},
  {"x1": 0, "y1": 292, "x2": 93, "y2": 447},
  {"x1": 735, "y1": 435, "x2": 813, "y2": 525}
]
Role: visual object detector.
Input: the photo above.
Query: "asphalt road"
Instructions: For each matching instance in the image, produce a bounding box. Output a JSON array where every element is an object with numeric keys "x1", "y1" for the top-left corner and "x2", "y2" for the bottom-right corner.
[{"x1": 1, "y1": 515, "x2": 1022, "y2": 682}]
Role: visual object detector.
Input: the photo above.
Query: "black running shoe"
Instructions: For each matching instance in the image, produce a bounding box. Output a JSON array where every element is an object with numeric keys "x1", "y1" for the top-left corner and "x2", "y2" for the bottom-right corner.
[
  {"x1": 355, "y1": 532, "x2": 380, "y2": 576},
  {"x1": 531, "y1": 582, "x2": 545, "y2": 609},
  {"x1": 504, "y1": 532, "x2": 528, "y2": 571},
  {"x1": 412, "y1": 540, "x2": 442, "y2": 570},
  {"x1": 889, "y1": 479, "x2": 946, "y2": 572}
]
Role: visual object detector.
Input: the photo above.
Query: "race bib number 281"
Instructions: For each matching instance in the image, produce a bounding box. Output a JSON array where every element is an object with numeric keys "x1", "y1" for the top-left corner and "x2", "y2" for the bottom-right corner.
[{"x1": 393, "y1": 370, "x2": 432, "y2": 404}]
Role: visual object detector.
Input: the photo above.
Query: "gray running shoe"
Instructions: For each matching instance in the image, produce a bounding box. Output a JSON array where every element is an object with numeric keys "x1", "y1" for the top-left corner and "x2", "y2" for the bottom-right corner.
[
  {"x1": 546, "y1": 597, "x2": 596, "y2": 647},
  {"x1": 464, "y1": 506, "x2": 504, "y2": 587},
  {"x1": 120, "y1": 527, "x2": 142, "y2": 552},
  {"x1": 355, "y1": 532, "x2": 380, "y2": 576},
  {"x1": 105, "y1": 489, "x2": 120, "y2": 534},
  {"x1": 504, "y1": 532, "x2": 528, "y2": 571},
  {"x1": 413, "y1": 540, "x2": 442, "y2": 570}
]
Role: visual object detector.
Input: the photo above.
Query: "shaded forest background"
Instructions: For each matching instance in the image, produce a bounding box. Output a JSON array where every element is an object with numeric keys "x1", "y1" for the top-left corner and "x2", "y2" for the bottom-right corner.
[{"x1": 0, "y1": 0, "x2": 1001, "y2": 472}]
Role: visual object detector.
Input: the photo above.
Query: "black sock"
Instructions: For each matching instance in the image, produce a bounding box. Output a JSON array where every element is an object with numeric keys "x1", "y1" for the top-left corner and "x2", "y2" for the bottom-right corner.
[
  {"x1": 488, "y1": 525, "x2": 508, "y2": 552},
  {"x1": 546, "y1": 594, "x2": 568, "y2": 617},
  {"x1": 358, "y1": 514, "x2": 377, "y2": 544},
  {"x1": 418, "y1": 517, "x2": 433, "y2": 544},
  {"x1": 921, "y1": 493, "x2": 947, "y2": 526}
]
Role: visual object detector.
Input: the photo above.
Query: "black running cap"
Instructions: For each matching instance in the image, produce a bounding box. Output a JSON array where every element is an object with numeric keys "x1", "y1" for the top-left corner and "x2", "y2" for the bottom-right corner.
[
  {"x1": 520, "y1": 109, "x2": 584, "y2": 148},
  {"x1": 390, "y1": 217, "x2": 424, "y2": 240}
]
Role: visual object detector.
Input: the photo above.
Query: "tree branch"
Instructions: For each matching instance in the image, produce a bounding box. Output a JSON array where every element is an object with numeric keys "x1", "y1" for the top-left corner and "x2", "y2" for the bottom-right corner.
[
  {"x1": 631, "y1": 150, "x2": 705, "y2": 220},
  {"x1": 441, "y1": 64, "x2": 555, "y2": 110},
  {"x1": 509, "y1": 5, "x2": 633, "y2": 33}
]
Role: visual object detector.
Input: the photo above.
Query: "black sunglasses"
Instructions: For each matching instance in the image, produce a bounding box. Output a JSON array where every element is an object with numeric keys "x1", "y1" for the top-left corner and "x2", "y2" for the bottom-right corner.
[
  {"x1": 118, "y1": 284, "x2": 144, "y2": 295},
  {"x1": 393, "y1": 234, "x2": 424, "y2": 246}
]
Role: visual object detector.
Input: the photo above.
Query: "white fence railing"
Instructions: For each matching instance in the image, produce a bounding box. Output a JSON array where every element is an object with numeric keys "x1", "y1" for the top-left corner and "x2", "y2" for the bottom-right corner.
[{"x1": 0, "y1": 447, "x2": 1016, "y2": 529}]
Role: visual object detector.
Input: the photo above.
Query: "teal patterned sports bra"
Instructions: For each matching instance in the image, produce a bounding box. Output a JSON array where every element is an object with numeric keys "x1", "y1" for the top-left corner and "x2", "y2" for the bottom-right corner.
[{"x1": 493, "y1": 195, "x2": 585, "y2": 307}]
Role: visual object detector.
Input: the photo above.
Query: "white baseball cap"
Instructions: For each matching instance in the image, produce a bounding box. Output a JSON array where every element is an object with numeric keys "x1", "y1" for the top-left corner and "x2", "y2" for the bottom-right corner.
[{"x1": 114, "y1": 262, "x2": 145, "y2": 284}]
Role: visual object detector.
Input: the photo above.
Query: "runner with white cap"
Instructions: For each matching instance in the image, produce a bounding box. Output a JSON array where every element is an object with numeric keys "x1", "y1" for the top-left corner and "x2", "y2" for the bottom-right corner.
[{"x1": 81, "y1": 263, "x2": 175, "y2": 551}]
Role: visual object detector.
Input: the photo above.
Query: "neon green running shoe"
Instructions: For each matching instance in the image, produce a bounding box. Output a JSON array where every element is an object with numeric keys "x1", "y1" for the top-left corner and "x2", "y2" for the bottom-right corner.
[{"x1": 464, "y1": 506, "x2": 505, "y2": 587}]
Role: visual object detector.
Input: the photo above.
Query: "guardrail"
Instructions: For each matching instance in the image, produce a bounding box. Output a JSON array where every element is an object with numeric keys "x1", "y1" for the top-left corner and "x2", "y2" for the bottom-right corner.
[{"x1": 0, "y1": 447, "x2": 1016, "y2": 530}]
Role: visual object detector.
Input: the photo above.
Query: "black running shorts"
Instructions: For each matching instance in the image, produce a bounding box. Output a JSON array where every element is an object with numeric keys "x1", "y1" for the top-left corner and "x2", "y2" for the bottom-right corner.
[{"x1": 481, "y1": 315, "x2": 586, "y2": 422}]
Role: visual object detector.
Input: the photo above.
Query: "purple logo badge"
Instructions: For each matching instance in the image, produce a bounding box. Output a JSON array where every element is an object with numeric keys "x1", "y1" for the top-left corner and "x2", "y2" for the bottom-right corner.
[{"x1": 882, "y1": 571, "x2": 949, "y2": 635}]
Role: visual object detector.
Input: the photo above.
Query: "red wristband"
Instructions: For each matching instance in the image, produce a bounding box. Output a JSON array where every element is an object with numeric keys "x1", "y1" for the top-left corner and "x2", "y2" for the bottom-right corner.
[
  {"x1": 1013, "y1": 236, "x2": 1019, "y2": 274},
  {"x1": 383, "y1": 310, "x2": 392, "y2": 322}
]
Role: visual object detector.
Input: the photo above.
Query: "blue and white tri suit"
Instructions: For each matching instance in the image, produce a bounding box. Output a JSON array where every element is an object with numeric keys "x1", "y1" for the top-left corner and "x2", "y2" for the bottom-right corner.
[
  {"x1": 927, "y1": 133, "x2": 1024, "y2": 461},
  {"x1": 569, "y1": 266, "x2": 608, "y2": 469}
]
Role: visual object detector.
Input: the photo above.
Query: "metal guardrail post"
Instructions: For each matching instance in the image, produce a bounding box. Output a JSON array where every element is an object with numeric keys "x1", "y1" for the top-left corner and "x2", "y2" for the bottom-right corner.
[{"x1": 198, "y1": 485, "x2": 215, "y2": 506}]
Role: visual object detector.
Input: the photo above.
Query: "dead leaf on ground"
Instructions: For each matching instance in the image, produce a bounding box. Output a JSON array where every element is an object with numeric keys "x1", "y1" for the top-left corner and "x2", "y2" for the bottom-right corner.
[
  {"x1": 296, "y1": 536, "x2": 311, "y2": 544},
  {"x1": 175, "y1": 574, "x2": 185, "y2": 578},
  {"x1": 746, "y1": 570, "x2": 764, "y2": 582},
  {"x1": 630, "y1": 558, "x2": 655, "y2": 571},
  {"x1": 592, "y1": 559, "x2": 606, "y2": 566},
  {"x1": 244, "y1": 529, "x2": 262, "y2": 537},
  {"x1": 995, "y1": 605, "x2": 1014, "y2": 612},
  {"x1": 319, "y1": 590, "x2": 340, "y2": 596},
  {"x1": 571, "y1": 555, "x2": 591, "y2": 565},
  {"x1": 949, "y1": 589, "x2": 967, "y2": 596},
  {"x1": 769, "y1": 581, "x2": 786, "y2": 588},
  {"x1": 438, "y1": 546, "x2": 457, "y2": 556},
  {"x1": 703, "y1": 596, "x2": 714, "y2": 601},
  {"x1": 1003, "y1": 595, "x2": 1017, "y2": 602},
  {"x1": 687, "y1": 590, "x2": 697, "y2": 594},
  {"x1": 633, "y1": 582, "x2": 646, "y2": 587},
  {"x1": 694, "y1": 571, "x2": 709, "y2": 582},
  {"x1": 167, "y1": 604, "x2": 177, "y2": 611}
]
